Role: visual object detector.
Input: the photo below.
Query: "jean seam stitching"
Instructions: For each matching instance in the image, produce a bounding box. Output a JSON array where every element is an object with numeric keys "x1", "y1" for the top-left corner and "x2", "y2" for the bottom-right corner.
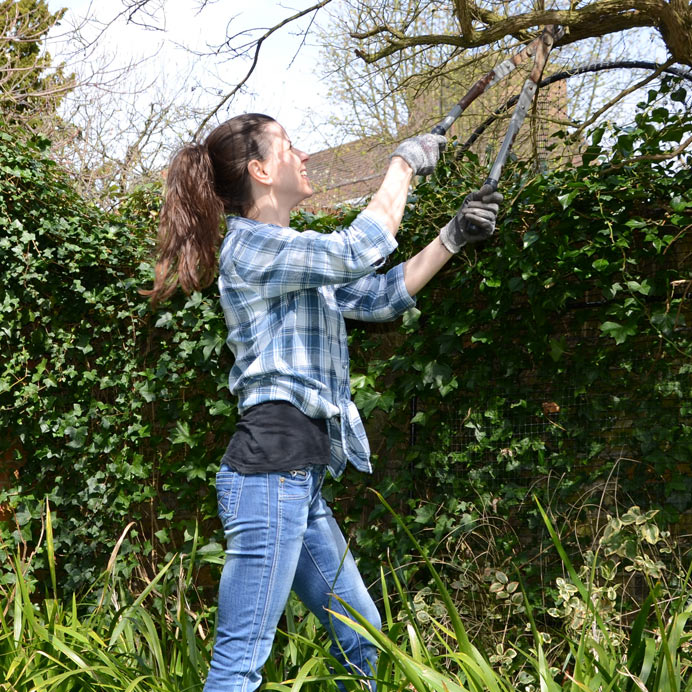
[{"x1": 244, "y1": 474, "x2": 277, "y2": 684}]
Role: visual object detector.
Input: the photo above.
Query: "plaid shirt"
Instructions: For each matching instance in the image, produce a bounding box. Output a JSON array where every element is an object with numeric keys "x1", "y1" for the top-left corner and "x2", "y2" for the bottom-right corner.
[{"x1": 218, "y1": 212, "x2": 415, "y2": 477}]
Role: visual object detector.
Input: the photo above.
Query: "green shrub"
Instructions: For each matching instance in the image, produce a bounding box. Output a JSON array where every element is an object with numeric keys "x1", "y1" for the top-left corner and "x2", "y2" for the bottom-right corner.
[
  {"x1": 338, "y1": 77, "x2": 692, "y2": 590},
  {"x1": 3, "y1": 499, "x2": 688, "y2": 692},
  {"x1": 1, "y1": 79, "x2": 691, "y2": 602},
  {"x1": 0, "y1": 132, "x2": 235, "y2": 590}
]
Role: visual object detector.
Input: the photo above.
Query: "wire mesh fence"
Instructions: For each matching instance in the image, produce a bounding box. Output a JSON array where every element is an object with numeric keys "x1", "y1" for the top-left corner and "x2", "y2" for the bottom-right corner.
[{"x1": 410, "y1": 284, "x2": 692, "y2": 513}]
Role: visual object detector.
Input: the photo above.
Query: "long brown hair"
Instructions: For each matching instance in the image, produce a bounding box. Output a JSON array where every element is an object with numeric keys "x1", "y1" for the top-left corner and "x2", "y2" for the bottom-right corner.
[{"x1": 143, "y1": 113, "x2": 275, "y2": 306}]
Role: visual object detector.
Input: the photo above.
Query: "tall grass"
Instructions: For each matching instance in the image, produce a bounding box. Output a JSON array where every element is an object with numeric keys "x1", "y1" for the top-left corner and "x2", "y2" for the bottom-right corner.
[
  {"x1": 0, "y1": 502, "x2": 212, "y2": 691},
  {"x1": 1, "y1": 497, "x2": 690, "y2": 691},
  {"x1": 0, "y1": 502, "x2": 349, "y2": 692},
  {"x1": 331, "y1": 493, "x2": 692, "y2": 692}
]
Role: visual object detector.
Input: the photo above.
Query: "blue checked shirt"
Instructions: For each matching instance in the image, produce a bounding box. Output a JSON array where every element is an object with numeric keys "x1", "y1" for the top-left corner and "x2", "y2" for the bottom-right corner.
[{"x1": 218, "y1": 212, "x2": 416, "y2": 478}]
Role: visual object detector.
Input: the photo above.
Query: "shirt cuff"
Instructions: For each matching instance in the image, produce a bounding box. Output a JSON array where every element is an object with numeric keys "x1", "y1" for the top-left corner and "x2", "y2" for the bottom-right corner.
[
  {"x1": 353, "y1": 211, "x2": 398, "y2": 265},
  {"x1": 387, "y1": 262, "x2": 417, "y2": 314}
]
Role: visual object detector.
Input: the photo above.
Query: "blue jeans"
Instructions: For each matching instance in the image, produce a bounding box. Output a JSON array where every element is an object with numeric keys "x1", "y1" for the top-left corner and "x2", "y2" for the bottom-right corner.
[{"x1": 203, "y1": 465, "x2": 381, "y2": 692}]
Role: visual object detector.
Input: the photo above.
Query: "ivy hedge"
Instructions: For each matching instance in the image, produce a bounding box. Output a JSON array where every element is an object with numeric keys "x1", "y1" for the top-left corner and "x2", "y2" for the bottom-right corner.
[
  {"x1": 1, "y1": 80, "x2": 691, "y2": 596},
  {"x1": 0, "y1": 133, "x2": 235, "y2": 590},
  {"x1": 340, "y1": 79, "x2": 692, "y2": 584}
]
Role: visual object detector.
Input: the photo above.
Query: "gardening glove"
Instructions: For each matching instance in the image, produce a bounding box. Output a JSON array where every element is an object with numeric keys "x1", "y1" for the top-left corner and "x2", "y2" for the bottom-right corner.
[
  {"x1": 439, "y1": 184, "x2": 503, "y2": 253},
  {"x1": 390, "y1": 134, "x2": 447, "y2": 176}
]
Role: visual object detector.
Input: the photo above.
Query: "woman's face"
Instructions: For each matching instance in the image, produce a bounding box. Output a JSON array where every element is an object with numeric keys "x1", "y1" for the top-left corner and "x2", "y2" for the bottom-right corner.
[{"x1": 260, "y1": 121, "x2": 313, "y2": 208}]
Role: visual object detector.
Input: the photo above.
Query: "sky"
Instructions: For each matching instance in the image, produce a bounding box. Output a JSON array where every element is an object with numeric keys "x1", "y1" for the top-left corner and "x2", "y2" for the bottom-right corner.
[
  {"x1": 44, "y1": 1, "x2": 678, "y2": 162},
  {"x1": 46, "y1": 0, "x2": 338, "y2": 153}
]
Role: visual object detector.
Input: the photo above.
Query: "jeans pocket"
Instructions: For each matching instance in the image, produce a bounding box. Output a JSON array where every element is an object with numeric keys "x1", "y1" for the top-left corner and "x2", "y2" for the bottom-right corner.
[
  {"x1": 216, "y1": 471, "x2": 244, "y2": 520},
  {"x1": 278, "y1": 469, "x2": 311, "y2": 501}
]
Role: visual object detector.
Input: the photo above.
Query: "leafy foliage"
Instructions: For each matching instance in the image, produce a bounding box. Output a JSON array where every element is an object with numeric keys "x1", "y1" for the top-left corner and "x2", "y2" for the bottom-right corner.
[
  {"x1": 3, "y1": 499, "x2": 689, "y2": 692},
  {"x1": 336, "y1": 77, "x2": 692, "y2": 593},
  {"x1": 1, "y1": 79, "x2": 691, "y2": 606},
  {"x1": 1, "y1": 504, "x2": 214, "y2": 691},
  {"x1": 0, "y1": 132, "x2": 235, "y2": 590},
  {"x1": 0, "y1": 0, "x2": 72, "y2": 125}
]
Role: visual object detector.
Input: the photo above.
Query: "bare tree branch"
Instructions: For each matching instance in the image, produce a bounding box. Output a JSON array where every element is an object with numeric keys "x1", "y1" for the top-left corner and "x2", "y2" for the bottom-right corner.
[
  {"x1": 569, "y1": 57, "x2": 675, "y2": 140},
  {"x1": 453, "y1": 0, "x2": 473, "y2": 38},
  {"x1": 351, "y1": 0, "x2": 692, "y2": 66},
  {"x1": 192, "y1": 0, "x2": 332, "y2": 139}
]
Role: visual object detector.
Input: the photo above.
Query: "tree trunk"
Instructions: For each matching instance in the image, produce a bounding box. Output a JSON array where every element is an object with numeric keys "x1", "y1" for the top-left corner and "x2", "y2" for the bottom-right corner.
[{"x1": 659, "y1": 0, "x2": 692, "y2": 66}]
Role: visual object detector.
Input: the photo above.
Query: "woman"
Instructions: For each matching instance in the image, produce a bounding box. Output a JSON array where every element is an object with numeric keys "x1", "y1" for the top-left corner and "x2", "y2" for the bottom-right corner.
[{"x1": 145, "y1": 113, "x2": 501, "y2": 692}]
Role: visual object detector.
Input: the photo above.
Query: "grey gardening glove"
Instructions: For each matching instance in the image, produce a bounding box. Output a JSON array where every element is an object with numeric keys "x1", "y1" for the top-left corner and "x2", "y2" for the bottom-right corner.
[
  {"x1": 390, "y1": 134, "x2": 447, "y2": 176},
  {"x1": 439, "y1": 184, "x2": 504, "y2": 253}
]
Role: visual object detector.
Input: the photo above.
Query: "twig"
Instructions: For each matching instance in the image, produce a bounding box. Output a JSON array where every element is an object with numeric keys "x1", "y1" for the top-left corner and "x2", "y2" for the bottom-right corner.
[
  {"x1": 601, "y1": 133, "x2": 692, "y2": 174},
  {"x1": 193, "y1": 0, "x2": 331, "y2": 140},
  {"x1": 569, "y1": 57, "x2": 675, "y2": 141}
]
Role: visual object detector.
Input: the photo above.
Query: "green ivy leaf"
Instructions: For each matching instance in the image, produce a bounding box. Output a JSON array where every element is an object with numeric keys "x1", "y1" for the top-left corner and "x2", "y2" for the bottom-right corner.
[
  {"x1": 354, "y1": 389, "x2": 383, "y2": 418},
  {"x1": 626, "y1": 279, "x2": 652, "y2": 295},
  {"x1": 201, "y1": 332, "x2": 225, "y2": 360},
  {"x1": 410, "y1": 411, "x2": 427, "y2": 425},
  {"x1": 557, "y1": 190, "x2": 579, "y2": 209},
  {"x1": 414, "y1": 503, "x2": 436, "y2": 524},
  {"x1": 154, "y1": 528, "x2": 170, "y2": 544},
  {"x1": 208, "y1": 399, "x2": 234, "y2": 416},
  {"x1": 351, "y1": 373, "x2": 374, "y2": 390},
  {"x1": 522, "y1": 231, "x2": 540, "y2": 249},
  {"x1": 170, "y1": 421, "x2": 196, "y2": 447},
  {"x1": 600, "y1": 321, "x2": 637, "y2": 344},
  {"x1": 625, "y1": 219, "x2": 647, "y2": 229},
  {"x1": 402, "y1": 307, "x2": 421, "y2": 328},
  {"x1": 65, "y1": 426, "x2": 87, "y2": 449},
  {"x1": 670, "y1": 87, "x2": 687, "y2": 103},
  {"x1": 670, "y1": 195, "x2": 691, "y2": 212},
  {"x1": 155, "y1": 312, "x2": 173, "y2": 328},
  {"x1": 549, "y1": 337, "x2": 566, "y2": 362},
  {"x1": 650, "y1": 310, "x2": 676, "y2": 336}
]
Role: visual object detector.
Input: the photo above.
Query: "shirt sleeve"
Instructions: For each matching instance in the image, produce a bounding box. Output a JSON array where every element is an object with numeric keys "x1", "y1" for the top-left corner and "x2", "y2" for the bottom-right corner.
[
  {"x1": 334, "y1": 262, "x2": 416, "y2": 322},
  {"x1": 222, "y1": 212, "x2": 398, "y2": 298}
]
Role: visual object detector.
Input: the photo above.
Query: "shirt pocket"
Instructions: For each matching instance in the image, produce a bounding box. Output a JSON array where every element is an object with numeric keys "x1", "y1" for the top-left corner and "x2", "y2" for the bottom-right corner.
[{"x1": 216, "y1": 471, "x2": 244, "y2": 520}]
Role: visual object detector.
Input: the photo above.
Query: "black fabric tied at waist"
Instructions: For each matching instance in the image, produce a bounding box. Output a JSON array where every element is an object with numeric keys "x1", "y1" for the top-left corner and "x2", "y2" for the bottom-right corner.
[{"x1": 221, "y1": 400, "x2": 330, "y2": 474}]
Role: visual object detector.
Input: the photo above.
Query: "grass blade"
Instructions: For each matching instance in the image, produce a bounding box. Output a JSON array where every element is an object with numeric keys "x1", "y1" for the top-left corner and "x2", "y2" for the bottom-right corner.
[
  {"x1": 373, "y1": 490, "x2": 507, "y2": 692},
  {"x1": 535, "y1": 497, "x2": 617, "y2": 661},
  {"x1": 45, "y1": 500, "x2": 57, "y2": 602},
  {"x1": 108, "y1": 552, "x2": 177, "y2": 646}
]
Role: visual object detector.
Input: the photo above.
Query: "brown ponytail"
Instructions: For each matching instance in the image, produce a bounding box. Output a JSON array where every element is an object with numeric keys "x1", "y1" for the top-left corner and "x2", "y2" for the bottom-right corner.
[{"x1": 143, "y1": 113, "x2": 275, "y2": 307}]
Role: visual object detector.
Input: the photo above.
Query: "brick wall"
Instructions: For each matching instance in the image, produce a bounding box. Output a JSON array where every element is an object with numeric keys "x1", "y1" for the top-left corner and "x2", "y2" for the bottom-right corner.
[{"x1": 302, "y1": 136, "x2": 391, "y2": 211}]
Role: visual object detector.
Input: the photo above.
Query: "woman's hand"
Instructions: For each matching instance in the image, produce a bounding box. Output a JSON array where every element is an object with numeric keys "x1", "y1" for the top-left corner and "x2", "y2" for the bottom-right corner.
[
  {"x1": 439, "y1": 185, "x2": 503, "y2": 253},
  {"x1": 390, "y1": 134, "x2": 447, "y2": 176}
]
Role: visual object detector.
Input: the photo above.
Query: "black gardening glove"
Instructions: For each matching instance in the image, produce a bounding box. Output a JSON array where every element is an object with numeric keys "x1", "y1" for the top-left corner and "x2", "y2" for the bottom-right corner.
[{"x1": 439, "y1": 184, "x2": 503, "y2": 253}]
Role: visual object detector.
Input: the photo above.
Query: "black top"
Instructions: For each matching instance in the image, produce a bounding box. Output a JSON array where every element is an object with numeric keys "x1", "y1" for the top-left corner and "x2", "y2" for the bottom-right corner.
[{"x1": 221, "y1": 401, "x2": 330, "y2": 474}]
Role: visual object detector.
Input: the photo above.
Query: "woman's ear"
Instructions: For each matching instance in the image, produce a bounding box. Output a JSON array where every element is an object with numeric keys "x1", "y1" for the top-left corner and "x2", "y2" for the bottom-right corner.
[{"x1": 248, "y1": 158, "x2": 272, "y2": 185}]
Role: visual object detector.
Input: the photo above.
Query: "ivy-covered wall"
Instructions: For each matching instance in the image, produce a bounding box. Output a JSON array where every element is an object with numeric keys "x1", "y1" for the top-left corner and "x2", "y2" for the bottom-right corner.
[
  {"x1": 340, "y1": 81, "x2": 692, "y2": 581},
  {"x1": 0, "y1": 132, "x2": 235, "y2": 589},
  {"x1": 1, "y1": 81, "x2": 690, "y2": 595}
]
